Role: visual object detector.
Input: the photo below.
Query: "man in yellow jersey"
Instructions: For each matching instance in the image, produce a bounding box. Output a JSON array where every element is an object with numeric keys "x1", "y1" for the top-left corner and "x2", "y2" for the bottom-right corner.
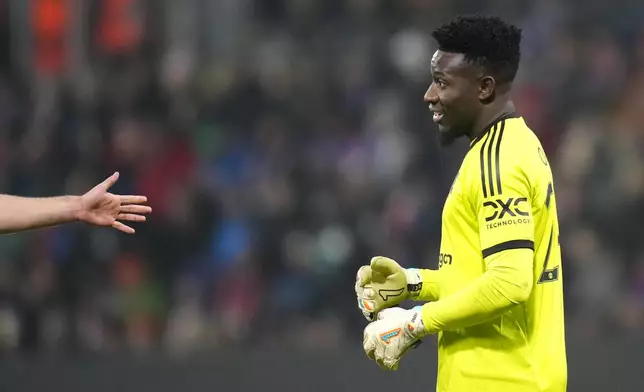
[{"x1": 355, "y1": 14, "x2": 567, "y2": 392}]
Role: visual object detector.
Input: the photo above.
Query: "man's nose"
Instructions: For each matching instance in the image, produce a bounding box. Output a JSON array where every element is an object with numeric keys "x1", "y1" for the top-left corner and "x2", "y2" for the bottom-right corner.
[{"x1": 424, "y1": 84, "x2": 438, "y2": 103}]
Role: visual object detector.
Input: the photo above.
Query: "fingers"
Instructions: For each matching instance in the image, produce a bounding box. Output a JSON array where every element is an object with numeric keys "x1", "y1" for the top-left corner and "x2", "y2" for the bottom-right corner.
[
  {"x1": 120, "y1": 204, "x2": 152, "y2": 214},
  {"x1": 361, "y1": 310, "x2": 375, "y2": 322},
  {"x1": 117, "y1": 213, "x2": 147, "y2": 222},
  {"x1": 363, "y1": 329, "x2": 376, "y2": 360},
  {"x1": 383, "y1": 358, "x2": 399, "y2": 371},
  {"x1": 358, "y1": 297, "x2": 375, "y2": 312},
  {"x1": 99, "y1": 172, "x2": 120, "y2": 191},
  {"x1": 364, "y1": 324, "x2": 399, "y2": 371},
  {"x1": 362, "y1": 286, "x2": 375, "y2": 299},
  {"x1": 356, "y1": 267, "x2": 376, "y2": 321},
  {"x1": 356, "y1": 283, "x2": 375, "y2": 301},
  {"x1": 374, "y1": 349, "x2": 397, "y2": 370},
  {"x1": 375, "y1": 345, "x2": 399, "y2": 371},
  {"x1": 112, "y1": 221, "x2": 135, "y2": 234},
  {"x1": 356, "y1": 265, "x2": 372, "y2": 286},
  {"x1": 358, "y1": 296, "x2": 376, "y2": 321},
  {"x1": 119, "y1": 195, "x2": 148, "y2": 205}
]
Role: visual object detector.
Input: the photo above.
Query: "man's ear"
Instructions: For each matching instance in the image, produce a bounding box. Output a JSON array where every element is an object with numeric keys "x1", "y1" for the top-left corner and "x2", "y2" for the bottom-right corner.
[{"x1": 479, "y1": 76, "x2": 496, "y2": 101}]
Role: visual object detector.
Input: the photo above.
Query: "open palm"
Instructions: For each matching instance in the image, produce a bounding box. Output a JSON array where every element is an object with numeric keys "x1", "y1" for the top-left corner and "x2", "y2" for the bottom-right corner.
[{"x1": 78, "y1": 172, "x2": 152, "y2": 234}]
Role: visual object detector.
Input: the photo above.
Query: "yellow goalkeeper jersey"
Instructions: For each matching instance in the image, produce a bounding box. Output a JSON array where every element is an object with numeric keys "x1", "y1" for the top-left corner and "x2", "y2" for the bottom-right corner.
[{"x1": 431, "y1": 114, "x2": 567, "y2": 392}]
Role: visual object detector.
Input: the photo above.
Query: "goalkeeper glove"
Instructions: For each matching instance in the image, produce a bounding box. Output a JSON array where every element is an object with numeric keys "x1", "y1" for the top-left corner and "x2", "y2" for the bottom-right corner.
[
  {"x1": 355, "y1": 256, "x2": 422, "y2": 321},
  {"x1": 363, "y1": 306, "x2": 426, "y2": 370}
]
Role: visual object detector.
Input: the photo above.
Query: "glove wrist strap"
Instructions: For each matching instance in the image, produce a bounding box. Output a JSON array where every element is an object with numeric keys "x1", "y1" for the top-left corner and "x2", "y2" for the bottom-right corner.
[
  {"x1": 407, "y1": 306, "x2": 427, "y2": 338},
  {"x1": 405, "y1": 268, "x2": 423, "y2": 299}
]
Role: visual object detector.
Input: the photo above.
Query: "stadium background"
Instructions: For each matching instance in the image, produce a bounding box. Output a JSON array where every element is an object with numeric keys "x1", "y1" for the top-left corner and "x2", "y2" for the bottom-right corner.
[{"x1": 0, "y1": 0, "x2": 643, "y2": 391}]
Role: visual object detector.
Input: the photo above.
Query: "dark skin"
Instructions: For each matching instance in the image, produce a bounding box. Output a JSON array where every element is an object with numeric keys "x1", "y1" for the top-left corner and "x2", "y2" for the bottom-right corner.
[{"x1": 423, "y1": 50, "x2": 516, "y2": 146}]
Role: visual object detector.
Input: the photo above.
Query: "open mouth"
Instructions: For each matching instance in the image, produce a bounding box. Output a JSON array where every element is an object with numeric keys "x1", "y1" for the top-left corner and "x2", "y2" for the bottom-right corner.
[{"x1": 432, "y1": 112, "x2": 444, "y2": 124}]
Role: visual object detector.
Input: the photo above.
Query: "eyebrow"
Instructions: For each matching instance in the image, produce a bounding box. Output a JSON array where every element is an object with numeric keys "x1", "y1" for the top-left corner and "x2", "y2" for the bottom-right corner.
[{"x1": 432, "y1": 70, "x2": 450, "y2": 79}]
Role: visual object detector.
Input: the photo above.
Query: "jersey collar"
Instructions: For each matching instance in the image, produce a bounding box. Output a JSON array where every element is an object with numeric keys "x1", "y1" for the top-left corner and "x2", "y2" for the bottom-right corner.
[{"x1": 469, "y1": 112, "x2": 521, "y2": 149}]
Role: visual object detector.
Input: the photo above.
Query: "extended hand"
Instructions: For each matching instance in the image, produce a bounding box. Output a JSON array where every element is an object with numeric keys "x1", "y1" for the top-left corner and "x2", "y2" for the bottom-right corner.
[{"x1": 77, "y1": 172, "x2": 152, "y2": 234}]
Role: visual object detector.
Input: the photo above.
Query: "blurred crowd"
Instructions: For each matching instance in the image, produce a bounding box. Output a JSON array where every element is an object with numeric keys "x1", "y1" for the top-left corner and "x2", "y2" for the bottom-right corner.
[{"x1": 0, "y1": 0, "x2": 643, "y2": 354}]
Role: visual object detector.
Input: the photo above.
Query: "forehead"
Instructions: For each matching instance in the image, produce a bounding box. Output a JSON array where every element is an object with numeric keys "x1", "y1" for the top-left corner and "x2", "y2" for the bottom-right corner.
[{"x1": 430, "y1": 50, "x2": 477, "y2": 78}]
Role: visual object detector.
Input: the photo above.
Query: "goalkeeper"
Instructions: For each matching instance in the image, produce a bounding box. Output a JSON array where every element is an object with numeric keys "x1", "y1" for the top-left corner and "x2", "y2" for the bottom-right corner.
[{"x1": 355, "y1": 15, "x2": 567, "y2": 392}]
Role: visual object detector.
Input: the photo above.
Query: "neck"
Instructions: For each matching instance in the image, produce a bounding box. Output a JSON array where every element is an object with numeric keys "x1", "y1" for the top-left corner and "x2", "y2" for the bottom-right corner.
[{"x1": 467, "y1": 99, "x2": 516, "y2": 142}]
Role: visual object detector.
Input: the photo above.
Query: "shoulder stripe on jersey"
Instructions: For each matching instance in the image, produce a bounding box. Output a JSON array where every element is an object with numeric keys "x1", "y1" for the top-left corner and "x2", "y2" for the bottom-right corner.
[
  {"x1": 486, "y1": 124, "x2": 497, "y2": 197},
  {"x1": 494, "y1": 120, "x2": 506, "y2": 195},
  {"x1": 482, "y1": 239, "x2": 534, "y2": 258},
  {"x1": 479, "y1": 125, "x2": 495, "y2": 198},
  {"x1": 479, "y1": 120, "x2": 507, "y2": 198}
]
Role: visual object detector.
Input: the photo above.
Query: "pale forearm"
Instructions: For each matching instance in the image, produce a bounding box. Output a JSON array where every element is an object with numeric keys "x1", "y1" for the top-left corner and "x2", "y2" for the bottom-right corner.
[
  {"x1": 420, "y1": 249, "x2": 534, "y2": 334},
  {"x1": 0, "y1": 194, "x2": 81, "y2": 234}
]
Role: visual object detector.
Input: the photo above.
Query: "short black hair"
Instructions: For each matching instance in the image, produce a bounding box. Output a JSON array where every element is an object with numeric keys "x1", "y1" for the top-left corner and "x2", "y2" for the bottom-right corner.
[{"x1": 431, "y1": 14, "x2": 522, "y2": 85}]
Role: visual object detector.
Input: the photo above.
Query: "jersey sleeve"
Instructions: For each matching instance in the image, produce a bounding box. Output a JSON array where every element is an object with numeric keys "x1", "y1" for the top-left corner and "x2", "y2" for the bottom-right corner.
[
  {"x1": 420, "y1": 248, "x2": 533, "y2": 334},
  {"x1": 474, "y1": 149, "x2": 535, "y2": 262}
]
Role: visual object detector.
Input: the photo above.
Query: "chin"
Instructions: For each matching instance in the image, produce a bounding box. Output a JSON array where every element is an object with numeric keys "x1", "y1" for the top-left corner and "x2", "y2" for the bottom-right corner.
[{"x1": 437, "y1": 127, "x2": 458, "y2": 147}]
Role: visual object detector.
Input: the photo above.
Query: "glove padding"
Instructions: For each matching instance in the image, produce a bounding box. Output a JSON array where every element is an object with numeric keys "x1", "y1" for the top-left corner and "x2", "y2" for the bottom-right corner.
[
  {"x1": 363, "y1": 306, "x2": 425, "y2": 370},
  {"x1": 355, "y1": 256, "x2": 421, "y2": 321}
]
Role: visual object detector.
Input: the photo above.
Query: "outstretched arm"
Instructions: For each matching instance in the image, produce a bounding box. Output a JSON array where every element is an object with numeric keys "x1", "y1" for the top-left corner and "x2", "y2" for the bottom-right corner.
[{"x1": 0, "y1": 172, "x2": 151, "y2": 234}]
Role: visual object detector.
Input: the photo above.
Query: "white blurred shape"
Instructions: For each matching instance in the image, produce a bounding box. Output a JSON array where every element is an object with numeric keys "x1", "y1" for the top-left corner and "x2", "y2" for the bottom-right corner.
[
  {"x1": 389, "y1": 29, "x2": 431, "y2": 82},
  {"x1": 316, "y1": 225, "x2": 354, "y2": 267}
]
